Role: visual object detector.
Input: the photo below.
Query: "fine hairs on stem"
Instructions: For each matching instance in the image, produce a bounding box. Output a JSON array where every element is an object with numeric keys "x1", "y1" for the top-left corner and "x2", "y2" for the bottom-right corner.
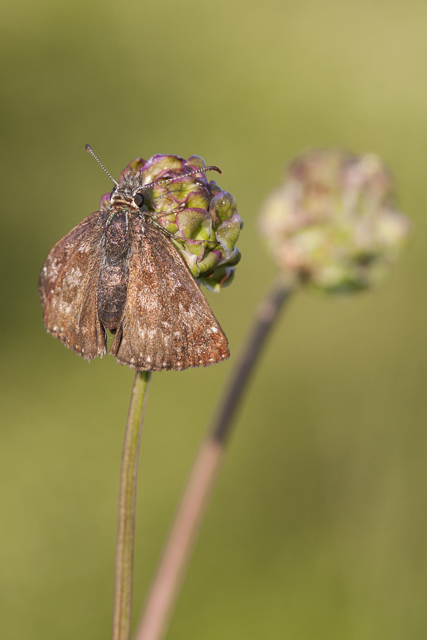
[
  {"x1": 134, "y1": 276, "x2": 292, "y2": 640},
  {"x1": 113, "y1": 371, "x2": 152, "y2": 640}
]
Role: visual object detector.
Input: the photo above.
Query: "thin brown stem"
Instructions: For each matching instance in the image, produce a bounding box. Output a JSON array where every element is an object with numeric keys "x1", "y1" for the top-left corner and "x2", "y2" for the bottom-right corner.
[
  {"x1": 134, "y1": 277, "x2": 292, "y2": 640},
  {"x1": 113, "y1": 370, "x2": 152, "y2": 640}
]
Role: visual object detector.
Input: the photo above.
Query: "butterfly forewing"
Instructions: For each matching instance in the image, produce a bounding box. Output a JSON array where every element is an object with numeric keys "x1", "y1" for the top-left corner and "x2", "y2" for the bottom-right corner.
[
  {"x1": 38, "y1": 211, "x2": 108, "y2": 361},
  {"x1": 110, "y1": 217, "x2": 230, "y2": 371}
]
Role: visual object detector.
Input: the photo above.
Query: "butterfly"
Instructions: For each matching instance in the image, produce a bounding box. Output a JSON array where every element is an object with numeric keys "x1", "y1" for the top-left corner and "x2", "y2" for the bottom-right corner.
[{"x1": 38, "y1": 146, "x2": 230, "y2": 371}]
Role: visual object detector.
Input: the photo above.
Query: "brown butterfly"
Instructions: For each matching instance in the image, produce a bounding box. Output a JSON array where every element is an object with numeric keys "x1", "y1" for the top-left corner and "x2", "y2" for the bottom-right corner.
[{"x1": 38, "y1": 146, "x2": 230, "y2": 371}]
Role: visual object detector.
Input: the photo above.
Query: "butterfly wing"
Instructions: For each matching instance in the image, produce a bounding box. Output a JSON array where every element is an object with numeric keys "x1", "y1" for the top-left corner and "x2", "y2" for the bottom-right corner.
[
  {"x1": 110, "y1": 217, "x2": 230, "y2": 371},
  {"x1": 38, "y1": 211, "x2": 108, "y2": 361}
]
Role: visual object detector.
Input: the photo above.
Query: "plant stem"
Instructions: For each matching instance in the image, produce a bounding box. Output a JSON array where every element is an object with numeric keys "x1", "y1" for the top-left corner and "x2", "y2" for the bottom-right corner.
[
  {"x1": 113, "y1": 370, "x2": 152, "y2": 640},
  {"x1": 134, "y1": 276, "x2": 292, "y2": 640}
]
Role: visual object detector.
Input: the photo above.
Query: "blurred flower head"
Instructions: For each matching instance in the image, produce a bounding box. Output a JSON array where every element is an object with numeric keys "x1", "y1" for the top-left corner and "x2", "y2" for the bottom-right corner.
[
  {"x1": 101, "y1": 154, "x2": 243, "y2": 292},
  {"x1": 258, "y1": 149, "x2": 410, "y2": 293}
]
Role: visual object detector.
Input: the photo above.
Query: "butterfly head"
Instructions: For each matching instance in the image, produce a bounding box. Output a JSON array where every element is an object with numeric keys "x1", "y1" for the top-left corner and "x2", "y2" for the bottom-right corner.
[
  {"x1": 86, "y1": 144, "x2": 147, "y2": 213},
  {"x1": 108, "y1": 172, "x2": 147, "y2": 211}
]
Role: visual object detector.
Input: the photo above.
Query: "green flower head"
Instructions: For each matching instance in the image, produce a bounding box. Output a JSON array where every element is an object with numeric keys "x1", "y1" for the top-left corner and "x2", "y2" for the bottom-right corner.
[
  {"x1": 101, "y1": 154, "x2": 243, "y2": 292},
  {"x1": 258, "y1": 149, "x2": 410, "y2": 293}
]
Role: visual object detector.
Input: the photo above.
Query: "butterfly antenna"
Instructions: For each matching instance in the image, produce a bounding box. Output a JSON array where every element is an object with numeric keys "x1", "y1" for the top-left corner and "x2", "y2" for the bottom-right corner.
[
  {"x1": 85, "y1": 144, "x2": 119, "y2": 188},
  {"x1": 143, "y1": 165, "x2": 222, "y2": 190}
]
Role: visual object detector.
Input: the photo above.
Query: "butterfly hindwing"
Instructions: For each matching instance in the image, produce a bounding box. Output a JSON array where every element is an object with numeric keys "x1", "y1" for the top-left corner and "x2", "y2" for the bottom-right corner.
[
  {"x1": 110, "y1": 216, "x2": 230, "y2": 371},
  {"x1": 38, "y1": 211, "x2": 108, "y2": 361}
]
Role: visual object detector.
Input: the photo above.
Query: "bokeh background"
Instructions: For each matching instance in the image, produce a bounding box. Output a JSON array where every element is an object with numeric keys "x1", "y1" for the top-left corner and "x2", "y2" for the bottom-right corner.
[{"x1": 1, "y1": 1, "x2": 427, "y2": 638}]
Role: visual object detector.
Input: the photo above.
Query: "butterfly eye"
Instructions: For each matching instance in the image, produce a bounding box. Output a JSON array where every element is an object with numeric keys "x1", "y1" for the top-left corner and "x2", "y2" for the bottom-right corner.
[
  {"x1": 110, "y1": 188, "x2": 116, "y2": 200},
  {"x1": 133, "y1": 192, "x2": 145, "y2": 208}
]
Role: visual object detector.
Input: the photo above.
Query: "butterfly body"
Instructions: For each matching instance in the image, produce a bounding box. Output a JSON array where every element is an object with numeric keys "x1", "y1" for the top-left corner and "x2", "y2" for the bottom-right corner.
[
  {"x1": 98, "y1": 208, "x2": 131, "y2": 332},
  {"x1": 39, "y1": 171, "x2": 230, "y2": 371}
]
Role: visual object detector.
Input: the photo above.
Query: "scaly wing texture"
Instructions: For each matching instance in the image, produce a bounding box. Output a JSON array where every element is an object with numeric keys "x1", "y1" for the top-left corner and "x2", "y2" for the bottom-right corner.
[
  {"x1": 38, "y1": 211, "x2": 108, "y2": 361},
  {"x1": 110, "y1": 217, "x2": 229, "y2": 371}
]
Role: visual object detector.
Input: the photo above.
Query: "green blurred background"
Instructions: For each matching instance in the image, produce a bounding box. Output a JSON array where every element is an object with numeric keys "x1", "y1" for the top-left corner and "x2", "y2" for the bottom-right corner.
[{"x1": 1, "y1": 0, "x2": 427, "y2": 638}]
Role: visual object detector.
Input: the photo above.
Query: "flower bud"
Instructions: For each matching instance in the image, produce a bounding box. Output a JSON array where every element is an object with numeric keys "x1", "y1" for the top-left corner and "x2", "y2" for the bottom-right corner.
[
  {"x1": 101, "y1": 154, "x2": 242, "y2": 291},
  {"x1": 258, "y1": 149, "x2": 410, "y2": 293}
]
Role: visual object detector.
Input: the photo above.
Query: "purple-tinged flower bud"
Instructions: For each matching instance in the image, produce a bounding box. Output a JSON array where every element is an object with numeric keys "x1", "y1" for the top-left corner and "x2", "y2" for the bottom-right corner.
[
  {"x1": 101, "y1": 154, "x2": 242, "y2": 291},
  {"x1": 258, "y1": 149, "x2": 410, "y2": 293}
]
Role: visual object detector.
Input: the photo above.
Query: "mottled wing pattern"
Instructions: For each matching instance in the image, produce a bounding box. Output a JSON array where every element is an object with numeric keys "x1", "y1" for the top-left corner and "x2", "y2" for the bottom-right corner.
[
  {"x1": 38, "y1": 211, "x2": 108, "y2": 361},
  {"x1": 110, "y1": 217, "x2": 230, "y2": 371}
]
